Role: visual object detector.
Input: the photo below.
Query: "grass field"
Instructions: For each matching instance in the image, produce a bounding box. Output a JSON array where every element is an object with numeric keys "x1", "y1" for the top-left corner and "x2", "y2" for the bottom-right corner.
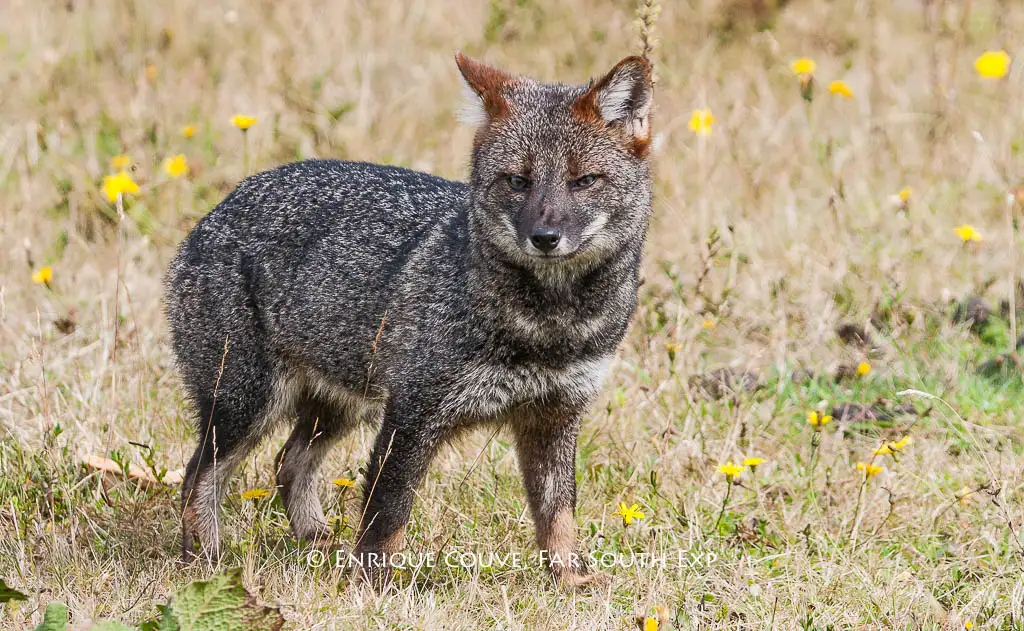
[{"x1": 2, "y1": 0, "x2": 1024, "y2": 628}]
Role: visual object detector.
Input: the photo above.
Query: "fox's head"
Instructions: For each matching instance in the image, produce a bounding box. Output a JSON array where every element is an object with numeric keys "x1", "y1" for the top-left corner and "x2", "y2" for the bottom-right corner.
[{"x1": 457, "y1": 53, "x2": 653, "y2": 273}]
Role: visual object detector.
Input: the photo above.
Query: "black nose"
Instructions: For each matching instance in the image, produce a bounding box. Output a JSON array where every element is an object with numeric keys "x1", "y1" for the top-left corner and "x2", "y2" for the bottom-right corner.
[{"x1": 529, "y1": 228, "x2": 561, "y2": 253}]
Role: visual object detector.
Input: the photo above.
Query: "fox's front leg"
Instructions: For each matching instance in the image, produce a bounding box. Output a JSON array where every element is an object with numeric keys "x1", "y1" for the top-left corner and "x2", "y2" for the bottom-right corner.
[
  {"x1": 514, "y1": 413, "x2": 601, "y2": 588},
  {"x1": 354, "y1": 405, "x2": 446, "y2": 590}
]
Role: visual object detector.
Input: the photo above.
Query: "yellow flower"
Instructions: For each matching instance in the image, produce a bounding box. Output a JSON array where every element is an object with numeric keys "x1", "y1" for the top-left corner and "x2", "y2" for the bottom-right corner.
[
  {"x1": 873, "y1": 444, "x2": 893, "y2": 456},
  {"x1": 32, "y1": 266, "x2": 53, "y2": 285},
  {"x1": 955, "y1": 224, "x2": 983, "y2": 242},
  {"x1": 688, "y1": 109, "x2": 714, "y2": 136},
  {"x1": 102, "y1": 171, "x2": 140, "y2": 202},
  {"x1": 856, "y1": 462, "x2": 883, "y2": 478},
  {"x1": 828, "y1": 80, "x2": 853, "y2": 98},
  {"x1": 807, "y1": 411, "x2": 832, "y2": 427},
  {"x1": 665, "y1": 342, "x2": 682, "y2": 362},
  {"x1": 332, "y1": 477, "x2": 356, "y2": 488},
  {"x1": 857, "y1": 362, "x2": 871, "y2": 376},
  {"x1": 110, "y1": 154, "x2": 131, "y2": 170},
  {"x1": 965, "y1": 621, "x2": 974, "y2": 630},
  {"x1": 889, "y1": 436, "x2": 912, "y2": 451},
  {"x1": 145, "y1": 63, "x2": 158, "y2": 81},
  {"x1": 791, "y1": 58, "x2": 816, "y2": 76},
  {"x1": 182, "y1": 124, "x2": 197, "y2": 138},
  {"x1": 791, "y1": 59, "x2": 817, "y2": 101},
  {"x1": 718, "y1": 461, "x2": 745, "y2": 482},
  {"x1": 956, "y1": 486, "x2": 973, "y2": 505},
  {"x1": 231, "y1": 114, "x2": 257, "y2": 130},
  {"x1": 702, "y1": 319, "x2": 716, "y2": 329},
  {"x1": 162, "y1": 154, "x2": 189, "y2": 178},
  {"x1": 615, "y1": 502, "x2": 646, "y2": 525},
  {"x1": 644, "y1": 617, "x2": 659, "y2": 631},
  {"x1": 974, "y1": 50, "x2": 1011, "y2": 79},
  {"x1": 240, "y1": 488, "x2": 271, "y2": 501},
  {"x1": 899, "y1": 187, "x2": 912, "y2": 202},
  {"x1": 742, "y1": 456, "x2": 764, "y2": 468}
]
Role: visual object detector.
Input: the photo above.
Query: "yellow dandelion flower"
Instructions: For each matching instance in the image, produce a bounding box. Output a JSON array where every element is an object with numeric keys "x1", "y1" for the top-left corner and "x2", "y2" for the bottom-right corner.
[
  {"x1": 665, "y1": 342, "x2": 682, "y2": 353},
  {"x1": 702, "y1": 319, "x2": 716, "y2": 329},
  {"x1": 332, "y1": 477, "x2": 356, "y2": 488},
  {"x1": 974, "y1": 50, "x2": 1011, "y2": 79},
  {"x1": 688, "y1": 109, "x2": 714, "y2": 136},
  {"x1": 829, "y1": 80, "x2": 853, "y2": 98},
  {"x1": 956, "y1": 486, "x2": 973, "y2": 505},
  {"x1": 889, "y1": 436, "x2": 912, "y2": 451},
  {"x1": 899, "y1": 187, "x2": 912, "y2": 202},
  {"x1": 856, "y1": 462, "x2": 883, "y2": 478},
  {"x1": 32, "y1": 266, "x2": 53, "y2": 285},
  {"x1": 717, "y1": 461, "x2": 745, "y2": 482},
  {"x1": 182, "y1": 124, "x2": 197, "y2": 138},
  {"x1": 965, "y1": 621, "x2": 974, "y2": 630},
  {"x1": 102, "y1": 171, "x2": 140, "y2": 202},
  {"x1": 955, "y1": 224, "x2": 983, "y2": 242},
  {"x1": 110, "y1": 154, "x2": 131, "y2": 170},
  {"x1": 240, "y1": 488, "x2": 271, "y2": 501},
  {"x1": 615, "y1": 502, "x2": 646, "y2": 525},
  {"x1": 873, "y1": 444, "x2": 893, "y2": 456},
  {"x1": 807, "y1": 411, "x2": 832, "y2": 427},
  {"x1": 742, "y1": 456, "x2": 764, "y2": 468},
  {"x1": 644, "y1": 617, "x2": 659, "y2": 631},
  {"x1": 162, "y1": 154, "x2": 189, "y2": 178},
  {"x1": 231, "y1": 114, "x2": 257, "y2": 130},
  {"x1": 857, "y1": 362, "x2": 871, "y2": 376},
  {"x1": 791, "y1": 58, "x2": 816, "y2": 76}
]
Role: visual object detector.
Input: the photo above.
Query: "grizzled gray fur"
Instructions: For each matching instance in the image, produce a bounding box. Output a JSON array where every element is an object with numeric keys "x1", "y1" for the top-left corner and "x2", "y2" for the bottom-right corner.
[{"x1": 165, "y1": 52, "x2": 653, "y2": 587}]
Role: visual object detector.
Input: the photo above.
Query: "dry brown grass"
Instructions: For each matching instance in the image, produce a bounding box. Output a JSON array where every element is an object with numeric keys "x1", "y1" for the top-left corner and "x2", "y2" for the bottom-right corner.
[{"x1": 2, "y1": 0, "x2": 1023, "y2": 628}]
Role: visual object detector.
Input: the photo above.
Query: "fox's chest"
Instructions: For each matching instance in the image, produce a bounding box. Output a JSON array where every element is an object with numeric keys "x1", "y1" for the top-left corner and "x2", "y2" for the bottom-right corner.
[{"x1": 438, "y1": 355, "x2": 612, "y2": 421}]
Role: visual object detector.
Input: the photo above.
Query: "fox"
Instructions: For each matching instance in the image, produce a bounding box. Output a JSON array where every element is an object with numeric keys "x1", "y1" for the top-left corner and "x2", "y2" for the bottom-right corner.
[{"x1": 165, "y1": 51, "x2": 653, "y2": 587}]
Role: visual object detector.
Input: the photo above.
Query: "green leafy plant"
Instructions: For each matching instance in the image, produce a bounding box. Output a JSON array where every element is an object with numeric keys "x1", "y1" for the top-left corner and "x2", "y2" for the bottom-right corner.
[{"x1": 13, "y1": 569, "x2": 282, "y2": 631}]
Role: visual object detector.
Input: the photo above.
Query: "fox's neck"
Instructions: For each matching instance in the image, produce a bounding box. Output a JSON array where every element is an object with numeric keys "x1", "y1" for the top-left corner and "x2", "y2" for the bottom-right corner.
[{"x1": 464, "y1": 226, "x2": 641, "y2": 355}]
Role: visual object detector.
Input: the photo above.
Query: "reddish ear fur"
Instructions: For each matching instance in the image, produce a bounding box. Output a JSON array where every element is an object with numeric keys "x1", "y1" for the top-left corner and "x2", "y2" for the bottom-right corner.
[
  {"x1": 455, "y1": 52, "x2": 516, "y2": 121},
  {"x1": 572, "y1": 56, "x2": 654, "y2": 158}
]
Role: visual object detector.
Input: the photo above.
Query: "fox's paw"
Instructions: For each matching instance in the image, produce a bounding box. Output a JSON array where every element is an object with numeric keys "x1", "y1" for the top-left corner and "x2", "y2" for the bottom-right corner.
[
  {"x1": 296, "y1": 525, "x2": 337, "y2": 550},
  {"x1": 354, "y1": 564, "x2": 400, "y2": 593},
  {"x1": 291, "y1": 515, "x2": 335, "y2": 543},
  {"x1": 554, "y1": 569, "x2": 610, "y2": 590}
]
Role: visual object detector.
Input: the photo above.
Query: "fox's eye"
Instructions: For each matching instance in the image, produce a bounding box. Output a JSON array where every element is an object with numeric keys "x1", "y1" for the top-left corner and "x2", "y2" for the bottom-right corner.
[
  {"x1": 570, "y1": 174, "x2": 599, "y2": 190},
  {"x1": 507, "y1": 174, "x2": 531, "y2": 191}
]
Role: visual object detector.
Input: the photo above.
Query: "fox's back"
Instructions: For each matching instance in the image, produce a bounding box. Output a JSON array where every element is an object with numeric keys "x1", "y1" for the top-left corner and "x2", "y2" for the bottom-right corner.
[
  {"x1": 171, "y1": 159, "x2": 464, "y2": 267},
  {"x1": 166, "y1": 159, "x2": 468, "y2": 386}
]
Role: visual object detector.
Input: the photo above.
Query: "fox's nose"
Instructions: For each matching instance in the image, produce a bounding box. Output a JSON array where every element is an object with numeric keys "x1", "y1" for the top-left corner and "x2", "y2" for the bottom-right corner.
[{"x1": 529, "y1": 228, "x2": 561, "y2": 253}]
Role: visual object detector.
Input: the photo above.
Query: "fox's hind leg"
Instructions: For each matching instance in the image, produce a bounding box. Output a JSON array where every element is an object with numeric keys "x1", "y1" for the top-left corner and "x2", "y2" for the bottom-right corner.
[
  {"x1": 181, "y1": 428, "x2": 245, "y2": 563},
  {"x1": 180, "y1": 360, "x2": 282, "y2": 563},
  {"x1": 275, "y1": 390, "x2": 367, "y2": 543}
]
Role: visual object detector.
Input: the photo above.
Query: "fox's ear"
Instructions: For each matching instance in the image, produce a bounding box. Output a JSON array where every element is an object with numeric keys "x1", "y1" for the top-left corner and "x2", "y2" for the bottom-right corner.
[
  {"x1": 455, "y1": 52, "x2": 516, "y2": 125},
  {"x1": 574, "y1": 56, "x2": 653, "y2": 151}
]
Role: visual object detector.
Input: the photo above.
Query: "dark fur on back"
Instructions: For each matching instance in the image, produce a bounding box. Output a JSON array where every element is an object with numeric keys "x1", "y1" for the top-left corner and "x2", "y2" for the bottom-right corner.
[{"x1": 166, "y1": 54, "x2": 653, "y2": 588}]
